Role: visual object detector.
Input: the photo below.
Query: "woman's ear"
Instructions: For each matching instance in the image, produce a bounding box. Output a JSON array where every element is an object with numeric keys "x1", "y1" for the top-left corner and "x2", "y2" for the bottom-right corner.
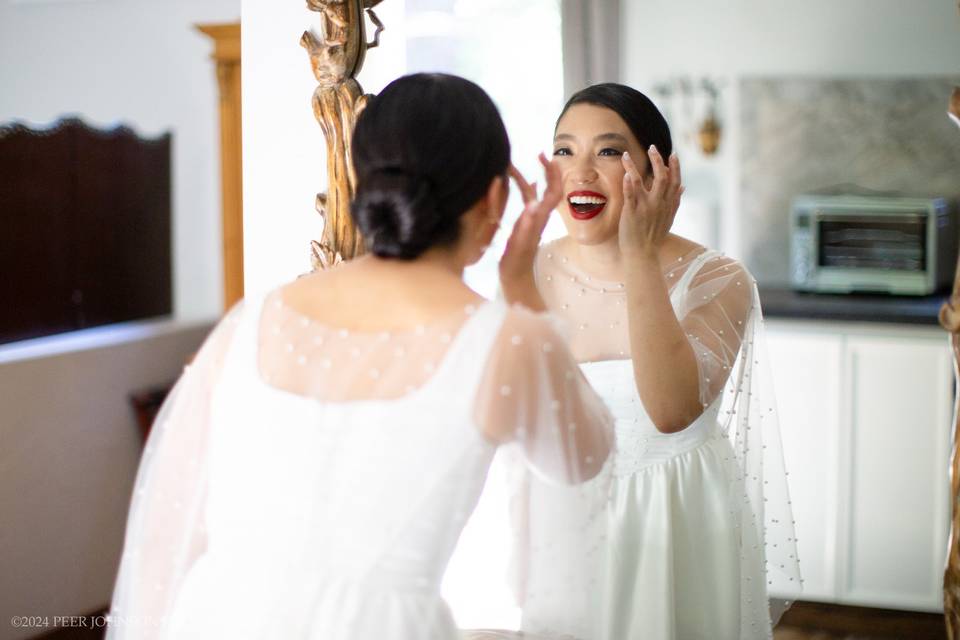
[
  {"x1": 485, "y1": 174, "x2": 508, "y2": 223},
  {"x1": 472, "y1": 175, "x2": 507, "y2": 250}
]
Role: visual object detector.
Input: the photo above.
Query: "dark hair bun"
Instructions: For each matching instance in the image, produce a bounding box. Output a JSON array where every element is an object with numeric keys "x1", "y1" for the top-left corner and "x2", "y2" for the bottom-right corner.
[
  {"x1": 350, "y1": 73, "x2": 510, "y2": 260},
  {"x1": 351, "y1": 168, "x2": 444, "y2": 260}
]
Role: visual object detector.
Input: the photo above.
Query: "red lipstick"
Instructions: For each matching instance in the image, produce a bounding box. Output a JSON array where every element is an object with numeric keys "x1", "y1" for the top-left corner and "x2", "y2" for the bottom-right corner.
[{"x1": 567, "y1": 190, "x2": 608, "y2": 220}]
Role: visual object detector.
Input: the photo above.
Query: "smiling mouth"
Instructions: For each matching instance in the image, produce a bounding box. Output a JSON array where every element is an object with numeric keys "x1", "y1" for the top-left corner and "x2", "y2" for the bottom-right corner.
[{"x1": 567, "y1": 191, "x2": 607, "y2": 220}]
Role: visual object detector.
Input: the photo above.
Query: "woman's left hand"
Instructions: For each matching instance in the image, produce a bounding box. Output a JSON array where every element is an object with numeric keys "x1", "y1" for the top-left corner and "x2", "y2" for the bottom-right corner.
[
  {"x1": 499, "y1": 153, "x2": 562, "y2": 286},
  {"x1": 618, "y1": 145, "x2": 683, "y2": 260},
  {"x1": 498, "y1": 153, "x2": 561, "y2": 311}
]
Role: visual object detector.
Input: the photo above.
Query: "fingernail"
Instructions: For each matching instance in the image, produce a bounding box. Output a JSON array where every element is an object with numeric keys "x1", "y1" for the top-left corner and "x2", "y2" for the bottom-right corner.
[
  {"x1": 623, "y1": 151, "x2": 630, "y2": 160},
  {"x1": 649, "y1": 144, "x2": 658, "y2": 154}
]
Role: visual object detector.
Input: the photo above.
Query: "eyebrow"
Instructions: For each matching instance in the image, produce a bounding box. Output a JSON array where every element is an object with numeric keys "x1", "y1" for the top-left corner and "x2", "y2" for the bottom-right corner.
[{"x1": 554, "y1": 132, "x2": 630, "y2": 144}]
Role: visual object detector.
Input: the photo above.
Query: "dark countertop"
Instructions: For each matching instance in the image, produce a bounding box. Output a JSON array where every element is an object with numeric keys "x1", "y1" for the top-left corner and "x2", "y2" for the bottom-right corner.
[{"x1": 758, "y1": 287, "x2": 949, "y2": 325}]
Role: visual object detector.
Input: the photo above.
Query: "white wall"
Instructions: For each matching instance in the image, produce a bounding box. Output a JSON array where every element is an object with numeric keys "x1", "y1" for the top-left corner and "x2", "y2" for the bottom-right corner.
[
  {"x1": 241, "y1": 0, "x2": 407, "y2": 297},
  {"x1": 0, "y1": 0, "x2": 241, "y2": 322},
  {"x1": 0, "y1": 1, "x2": 236, "y2": 633},
  {"x1": 619, "y1": 0, "x2": 960, "y2": 262},
  {"x1": 0, "y1": 322, "x2": 212, "y2": 640},
  {"x1": 621, "y1": 0, "x2": 960, "y2": 77}
]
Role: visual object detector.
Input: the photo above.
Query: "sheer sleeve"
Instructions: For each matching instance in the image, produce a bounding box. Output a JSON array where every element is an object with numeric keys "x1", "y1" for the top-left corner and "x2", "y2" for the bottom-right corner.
[
  {"x1": 444, "y1": 306, "x2": 614, "y2": 636},
  {"x1": 675, "y1": 255, "x2": 803, "y2": 622},
  {"x1": 106, "y1": 302, "x2": 245, "y2": 639},
  {"x1": 672, "y1": 254, "x2": 755, "y2": 409},
  {"x1": 473, "y1": 306, "x2": 614, "y2": 484}
]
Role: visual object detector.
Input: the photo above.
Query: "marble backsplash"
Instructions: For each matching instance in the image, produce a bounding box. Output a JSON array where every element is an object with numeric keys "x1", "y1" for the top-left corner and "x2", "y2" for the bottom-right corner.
[{"x1": 739, "y1": 77, "x2": 960, "y2": 285}]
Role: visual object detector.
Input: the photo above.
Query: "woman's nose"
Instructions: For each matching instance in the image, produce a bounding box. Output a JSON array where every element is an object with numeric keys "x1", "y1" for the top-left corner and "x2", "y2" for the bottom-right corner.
[{"x1": 568, "y1": 160, "x2": 598, "y2": 185}]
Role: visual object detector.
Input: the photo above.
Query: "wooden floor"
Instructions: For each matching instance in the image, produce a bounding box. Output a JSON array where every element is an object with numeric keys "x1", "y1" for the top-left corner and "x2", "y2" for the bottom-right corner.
[
  {"x1": 33, "y1": 602, "x2": 947, "y2": 639},
  {"x1": 775, "y1": 601, "x2": 946, "y2": 640}
]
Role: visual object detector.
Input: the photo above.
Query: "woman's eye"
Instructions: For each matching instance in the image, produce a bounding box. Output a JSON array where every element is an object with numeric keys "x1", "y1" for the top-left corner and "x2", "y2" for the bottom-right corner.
[
  {"x1": 598, "y1": 148, "x2": 624, "y2": 157},
  {"x1": 553, "y1": 147, "x2": 572, "y2": 156}
]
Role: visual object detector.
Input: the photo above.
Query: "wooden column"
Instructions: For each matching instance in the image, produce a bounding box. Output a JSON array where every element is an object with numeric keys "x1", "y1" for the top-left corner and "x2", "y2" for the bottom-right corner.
[{"x1": 197, "y1": 22, "x2": 243, "y2": 310}]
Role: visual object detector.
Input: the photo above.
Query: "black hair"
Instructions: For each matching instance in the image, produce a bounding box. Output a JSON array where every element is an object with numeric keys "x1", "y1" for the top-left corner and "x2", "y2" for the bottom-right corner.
[
  {"x1": 556, "y1": 83, "x2": 672, "y2": 172},
  {"x1": 350, "y1": 73, "x2": 511, "y2": 260}
]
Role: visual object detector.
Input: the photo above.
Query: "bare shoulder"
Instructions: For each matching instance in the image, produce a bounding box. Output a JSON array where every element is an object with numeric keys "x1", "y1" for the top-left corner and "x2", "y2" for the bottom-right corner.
[{"x1": 277, "y1": 266, "x2": 337, "y2": 303}]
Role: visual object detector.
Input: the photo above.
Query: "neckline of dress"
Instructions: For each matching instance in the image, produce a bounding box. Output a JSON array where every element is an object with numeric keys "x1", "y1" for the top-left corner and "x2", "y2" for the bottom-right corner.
[
  {"x1": 542, "y1": 239, "x2": 713, "y2": 290},
  {"x1": 267, "y1": 287, "x2": 487, "y2": 338},
  {"x1": 249, "y1": 293, "x2": 505, "y2": 409}
]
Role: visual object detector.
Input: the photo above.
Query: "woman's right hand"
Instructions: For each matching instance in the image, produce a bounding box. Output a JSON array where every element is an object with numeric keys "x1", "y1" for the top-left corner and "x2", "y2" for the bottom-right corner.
[
  {"x1": 498, "y1": 153, "x2": 562, "y2": 311},
  {"x1": 618, "y1": 146, "x2": 683, "y2": 261}
]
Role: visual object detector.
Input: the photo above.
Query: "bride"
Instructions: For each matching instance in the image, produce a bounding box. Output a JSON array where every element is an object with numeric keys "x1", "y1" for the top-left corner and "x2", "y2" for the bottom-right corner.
[
  {"x1": 105, "y1": 73, "x2": 614, "y2": 640},
  {"x1": 501, "y1": 83, "x2": 803, "y2": 639}
]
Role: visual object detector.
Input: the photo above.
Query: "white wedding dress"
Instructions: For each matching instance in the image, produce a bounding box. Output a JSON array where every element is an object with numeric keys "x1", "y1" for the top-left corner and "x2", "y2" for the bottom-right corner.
[
  {"x1": 106, "y1": 287, "x2": 614, "y2": 640},
  {"x1": 514, "y1": 241, "x2": 802, "y2": 640}
]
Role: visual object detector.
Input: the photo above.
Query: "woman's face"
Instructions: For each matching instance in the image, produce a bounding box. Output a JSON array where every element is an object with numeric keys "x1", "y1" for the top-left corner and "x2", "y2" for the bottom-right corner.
[{"x1": 552, "y1": 103, "x2": 649, "y2": 246}]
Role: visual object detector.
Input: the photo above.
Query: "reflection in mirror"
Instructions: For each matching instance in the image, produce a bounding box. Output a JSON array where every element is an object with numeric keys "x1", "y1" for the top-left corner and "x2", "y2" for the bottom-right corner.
[{"x1": 618, "y1": 2, "x2": 958, "y2": 637}]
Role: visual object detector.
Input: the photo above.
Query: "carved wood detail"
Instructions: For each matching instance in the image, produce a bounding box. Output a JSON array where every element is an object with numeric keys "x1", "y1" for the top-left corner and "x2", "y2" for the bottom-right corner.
[
  {"x1": 942, "y1": 83, "x2": 960, "y2": 639},
  {"x1": 302, "y1": 0, "x2": 384, "y2": 269}
]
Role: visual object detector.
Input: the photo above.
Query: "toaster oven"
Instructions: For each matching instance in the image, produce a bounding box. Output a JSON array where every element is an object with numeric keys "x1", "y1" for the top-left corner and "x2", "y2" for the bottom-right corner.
[{"x1": 790, "y1": 195, "x2": 956, "y2": 295}]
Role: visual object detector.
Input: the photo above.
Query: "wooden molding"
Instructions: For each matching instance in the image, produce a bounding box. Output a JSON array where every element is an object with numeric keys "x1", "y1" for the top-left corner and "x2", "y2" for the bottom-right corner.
[
  {"x1": 197, "y1": 23, "x2": 240, "y2": 62},
  {"x1": 197, "y1": 22, "x2": 243, "y2": 310}
]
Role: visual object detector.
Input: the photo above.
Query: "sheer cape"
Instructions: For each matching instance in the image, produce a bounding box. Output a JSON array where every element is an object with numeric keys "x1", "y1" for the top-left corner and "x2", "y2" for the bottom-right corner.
[
  {"x1": 517, "y1": 239, "x2": 803, "y2": 637},
  {"x1": 106, "y1": 287, "x2": 614, "y2": 640}
]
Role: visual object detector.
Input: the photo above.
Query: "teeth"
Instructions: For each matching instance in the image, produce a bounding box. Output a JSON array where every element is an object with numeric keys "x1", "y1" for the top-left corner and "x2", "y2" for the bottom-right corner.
[{"x1": 569, "y1": 195, "x2": 606, "y2": 205}]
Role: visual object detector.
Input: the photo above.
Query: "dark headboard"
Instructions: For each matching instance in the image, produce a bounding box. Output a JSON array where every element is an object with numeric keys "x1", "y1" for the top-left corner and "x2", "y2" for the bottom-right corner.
[{"x1": 0, "y1": 118, "x2": 172, "y2": 344}]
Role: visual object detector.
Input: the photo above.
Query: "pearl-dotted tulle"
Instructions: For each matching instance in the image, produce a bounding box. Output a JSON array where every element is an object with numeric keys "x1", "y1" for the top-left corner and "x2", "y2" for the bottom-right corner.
[
  {"x1": 514, "y1": 241, "x2": 802, "y2": 640},
  {"x1": 106, "y1": 287, "x2": 614, "y2": 640}
]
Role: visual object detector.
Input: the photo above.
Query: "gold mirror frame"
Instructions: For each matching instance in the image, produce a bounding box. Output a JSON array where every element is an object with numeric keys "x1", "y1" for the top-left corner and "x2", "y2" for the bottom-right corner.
[
  {"x1": 302, "y1": 0, "x2": 384, "y2": 269},
  {"x1": 941, "y1": 82, "x2": 960, "y2": 639}
]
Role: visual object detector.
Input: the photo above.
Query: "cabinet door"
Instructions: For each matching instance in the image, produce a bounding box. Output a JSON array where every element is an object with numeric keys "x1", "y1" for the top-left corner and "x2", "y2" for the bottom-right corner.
[
  {"x1": 0, "y1": 124, "x2": 75, "y2": 343},
  {"x1": 843, "y1": 336, "x2": 952, "y2": 611},
  {"x1": 765, "y1": 326, "x2": 844, "y2": 602},
  {"x1": 74, "y1": 126, "x2": 172, "y2": 329}
]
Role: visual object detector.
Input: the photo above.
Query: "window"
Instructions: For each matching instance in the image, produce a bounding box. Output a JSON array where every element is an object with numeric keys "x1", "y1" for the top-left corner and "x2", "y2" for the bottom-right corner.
[{"x1": 402, "y1": 0, "x2": 565, "y2": 297}]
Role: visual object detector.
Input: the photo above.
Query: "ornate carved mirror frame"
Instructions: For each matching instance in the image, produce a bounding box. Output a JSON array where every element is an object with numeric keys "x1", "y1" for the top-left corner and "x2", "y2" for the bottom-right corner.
[
  {"x1": 941, "y1": 81, "x2": 960, "y2": 638},
  {"x1": 302, "y1": 0, "x2": 383, "y2": 270}
]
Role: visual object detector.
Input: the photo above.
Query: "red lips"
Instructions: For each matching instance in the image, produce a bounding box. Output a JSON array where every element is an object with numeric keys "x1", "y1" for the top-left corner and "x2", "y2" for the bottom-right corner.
[{"x1": 567, "y1": 190, "x2": 607, "y2": 221}]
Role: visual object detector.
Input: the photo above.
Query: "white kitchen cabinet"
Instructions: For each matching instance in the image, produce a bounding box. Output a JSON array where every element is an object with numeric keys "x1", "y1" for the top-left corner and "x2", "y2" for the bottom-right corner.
[
  {"x1": 765, "y1": 320, "x2": 953, "y2": 612},
  {"x1": 764, "y1": 329, "x2": 844, "y2": 602}
]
